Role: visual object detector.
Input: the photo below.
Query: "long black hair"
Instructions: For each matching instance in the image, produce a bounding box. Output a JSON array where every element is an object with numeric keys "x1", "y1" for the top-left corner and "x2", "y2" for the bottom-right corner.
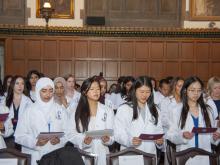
[
  {"x1": 6, "y1": 75, "x2": 25, "y2": 108},
  {"x1": 121, "y1": 76, "x2": 135, "y2": 100},
  {"x1": 129, "y1": 76, "x2": 158, "y2": 125},
  {"x1": 0, "y1": 79, "x2": 4, "y2": 96},
  {"x1": 179, "y1": 76, "x2": 211, "y2": 129},
  {"x1": 3, "y1": 75, "x2": 13, "y2": 94},
  {"x1": 26, "y1": 70, "x2": 41, "y2": 91},
  {"x1": 75, "y1": 76, "x2": 101, "y2": 133}
]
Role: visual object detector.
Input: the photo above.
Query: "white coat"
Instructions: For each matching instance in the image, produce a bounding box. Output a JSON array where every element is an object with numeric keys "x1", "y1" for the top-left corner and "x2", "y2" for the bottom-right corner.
[
  {"x1": 68, "y1": 102, "x2": 114, "y2": 165},
  {"x1": 108, "y1": 93, "x2": 126, "y2": 110},
  {"x1": 160, "y1": 96, "x2": 181, "y2": 133},
  {"x1": 8, "y1": 94, "x2": 32, "y2": 122},
  {"x1": 0, "y1": 105, "x2": 14, "y2": 149},
  {"x1": 14, "y1": 101, "x2": 68, "y2": 165},
  {"x1": 114, "y1": 103, "x2": 164, "y2": 155},
  {"x1": 67, "y1": 90, "x2": 81, "y2": 114},
  {"x1": 167, "y1": 104, "x2": 219, "y2": 165},
  {"x1": 153, "y1": 90, "x2": 165, "y2": 106},
  {"x1": 14, "y1": 77, "x2": 69, "y2": 165}
]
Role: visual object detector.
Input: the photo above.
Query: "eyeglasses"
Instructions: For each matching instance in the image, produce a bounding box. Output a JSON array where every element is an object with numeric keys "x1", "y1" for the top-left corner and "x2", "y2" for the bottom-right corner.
[{"x1": 187, "y1": 89, "x2": 203, "y2": 94}]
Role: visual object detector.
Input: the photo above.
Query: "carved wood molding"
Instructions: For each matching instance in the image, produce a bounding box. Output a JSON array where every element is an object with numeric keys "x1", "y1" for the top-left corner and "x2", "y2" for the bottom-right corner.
[{"x1": 0, "y1": 24, "x2": 220, "y2": 38}]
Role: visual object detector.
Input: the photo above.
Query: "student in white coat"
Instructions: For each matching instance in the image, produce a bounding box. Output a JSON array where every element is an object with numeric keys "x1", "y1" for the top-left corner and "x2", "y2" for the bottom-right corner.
[
  {"x1": 26, "y1": 70, "x2": 41, "y2": 102},
  {"x1": 5, "y1": 75, "x2": 32, "y2": 150},
  {"x1": 65, "y1": 74, "x2": 81, "y2": 108},
  {"x1": 114, "y1": 76, "x2": 164, "y2": 155},
  {"x1": 160, "y1": 77, "x2": 184, "y2": 132},
  {"x1": 54, "y1": 77, "x2": 68, "y2": 109},
  {"x1": 68, "y1": 76, "x2": 114, "y2": 165},
  {"x1": 14, "y1": 77, "x2": 68, "y2": 165},
  {"x1": 0, "y1": 104, "x2": 14, "y2": 149},
  {"x1": 167, "y1": 76, "x2": 220, "y2": 165}
]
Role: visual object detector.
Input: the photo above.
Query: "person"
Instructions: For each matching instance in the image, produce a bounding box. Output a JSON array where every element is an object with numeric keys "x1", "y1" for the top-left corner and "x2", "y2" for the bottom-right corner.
[
  {"x1": 114, "y1": 76, "x2": 164, "y2": 155},
  {"x1": 207, "y1": 76, "x2": 220, "y2": 114},
  {"x1": 0, "y1": 79, "x2": 5, "y2": 104},
  {"x1": 2, "y1": 75, "x2": 13, "y2": 97},
  {"x1": 154, "y1": 78, "x2": 171, "y2": 106},
  {"x1": 166, "y1": 76, "x2": 220, "y2": 165},
  {"x1": 160, "y1": 77, "x2": 184, "y2": 131},
  {"x1": 97, "y1": 76, "x2": 108, "y2": 105},
  {"x1": 108, "y1": 83, "x2": 117, "y2": 94},
  {"x1": 68, "y1": 76, "x2": 114, "y2": 165},
  {"x1": 0, "y1": 104, "x2": 14, "y2": 149},
  {"x1": 108, "y1": 76, "x2": 135, "y2": 110},
  {"x1": 14, "y1": 77, "x2": 68, "y2": 165},
  {"x1": 5, "y1": 75, "x2": 32, "y2": 150},
  {"x1": 65, "y1": 74, "x2": 81, "y2": 109},
  {"x1": 26, "y1": 70, "x2": 41, "y2": 102},
  {"x1": 54, "y1": 77, "x2": 68, "y2": 109}
]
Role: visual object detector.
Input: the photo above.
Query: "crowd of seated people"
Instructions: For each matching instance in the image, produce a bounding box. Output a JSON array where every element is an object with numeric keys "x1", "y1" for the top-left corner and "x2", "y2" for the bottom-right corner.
[{"x1": 0, "y1": 70, "x2": 220, "y2": 165}]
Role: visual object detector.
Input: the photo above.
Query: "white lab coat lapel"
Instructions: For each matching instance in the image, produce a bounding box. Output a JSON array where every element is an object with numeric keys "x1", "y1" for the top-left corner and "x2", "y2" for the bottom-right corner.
[
  {"x1": 93, "y1": 102, "x2": 107, "y2": 130},
  {"x1": 180, "y1": 106, "x2": 212, "y2": 152},
  {"x1": 9, "y1": 94, "x2": 31, "y2": 119}
]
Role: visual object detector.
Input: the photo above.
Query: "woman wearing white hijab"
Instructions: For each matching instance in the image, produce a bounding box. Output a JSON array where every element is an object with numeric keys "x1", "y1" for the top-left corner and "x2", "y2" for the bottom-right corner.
[
  {"x1": 14, "y1": 77, "x2": 68, "y2": 165},
  {"x1": 54, "y1": 77, "x2": 68, "y2": 108}
]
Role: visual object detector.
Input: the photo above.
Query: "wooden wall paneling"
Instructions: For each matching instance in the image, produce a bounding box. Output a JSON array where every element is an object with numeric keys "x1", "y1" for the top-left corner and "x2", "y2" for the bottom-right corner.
[
  {"x1": 43, "y1": 40, "x2": 57, "y2": 59},
  {"x1": 181, "y1": 42, "x2": 194, "y2": 60},
  {"x1": 75, "y1": 40, "x2": 88, "y2": 58},
  {"x1": 150, "y1": 61, "x2": 164, "y2": 79},
  {"x1": 27, "y1": 40, "x2": 41, "y2": 59},
  {"x1": 195, "y1": 42, "x2": 210, "y2": 61},
  {"x1": 59, "y1": 40, "x2": 73, "y2": 59},
  {"x1": 12, "y1": 60, "x2": 25, "y2": 76},
  {"x1": 0, "y1": 0, "x2": 25, "y2": 24},
  {"x1": 89, "y1": 61, "x2": 103, "y2": 76},
  {"x1": 135, "y1": 41, "x2": 149, "y2": 59},
  {"x1": 165, "y1": 62, "x2": 180, "y2": 77},
  {"x1": 12, "y1": 39, "x2": 25, "y2": 59},
  {"x1": 90, "y1": 41, "x2": 103, "y2": 58},
  {"x1": 105, "y1": 61, "x2": 118, "y2": 78},
  {"x1": 181, "y1": 62, "x2": 194, "y2": 78},
  {"x1": 5, "y1": 38, "x2": 13, "y2": 75},
  {"x1": 196, "y1": 62, "x2": 209, "y2": 81},
  {"x1": 43, "y1": 60, "x2": 57, "y2": 78},
  {"x1": 120, "y1": 41, "x2": 134, "y2": 59},
  {"x1": 166, "y1": 42, "x2": 179, "y2": 59},
  {"x1": 27, "y1": 60, "x2": 41, "y2": 73},
  {"x1": 212, "y1": 42, "x2": 220, "y2": 61},
  {"x1": 75, "y1": 60, "x2": 88, "y2": 79},
  {"x1": 135, "y1": 61, "x2": 148, "y2": 76},
  {"x1": 59, "y1": 60, "x2": 73, "y2": 77},
  {"x1": 150, "y1": 42, "x2": 164, "y2": 59},
  {"x1": 86, "y1": 0, "x2": 105, "y2": 16},
  {"x1": 120, "y1": 61, "x2": 133, "y2": 76},
  {"x1": 105, "y1": 41, "x2": 119, "y2": 58},
  {"x1": 211, "y1": 62, "x2": 220, "y2": 77}
]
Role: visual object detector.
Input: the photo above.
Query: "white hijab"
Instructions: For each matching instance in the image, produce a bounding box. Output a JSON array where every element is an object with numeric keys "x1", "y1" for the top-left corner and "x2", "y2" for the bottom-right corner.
[{"x1": 35, "y1": 77, "x2": 54, "y2": 115}]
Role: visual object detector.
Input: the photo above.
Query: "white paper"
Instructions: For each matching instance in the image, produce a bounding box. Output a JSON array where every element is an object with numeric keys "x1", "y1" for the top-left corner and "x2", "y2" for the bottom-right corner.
[
  {"x1": 36, "y1": 132, "x2": 64, "y2": 140},
  {"x1": 119, "y1": 155, "x2": 144, "y2": 165},
  {"x1": 85, "y1": 129, "x2": 113, "y2": 138},
  {"x1": 0, "y1": 158, "x2": 18, "y2": 165},
  {"x1": 185, "y1": 155, "x2": 209, "y2": 165}
]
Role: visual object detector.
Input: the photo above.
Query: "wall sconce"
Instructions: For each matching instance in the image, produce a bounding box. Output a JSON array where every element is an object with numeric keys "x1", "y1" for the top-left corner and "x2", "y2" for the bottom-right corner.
[{"x1": 40, "y1": 2, "x2": 55, "y2": 28}]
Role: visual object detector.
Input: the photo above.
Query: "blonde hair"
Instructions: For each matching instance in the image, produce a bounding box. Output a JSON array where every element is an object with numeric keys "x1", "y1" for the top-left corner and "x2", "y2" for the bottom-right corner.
[{"x1": 207, "y1": 76, "x2": 220, "y2": 96}]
